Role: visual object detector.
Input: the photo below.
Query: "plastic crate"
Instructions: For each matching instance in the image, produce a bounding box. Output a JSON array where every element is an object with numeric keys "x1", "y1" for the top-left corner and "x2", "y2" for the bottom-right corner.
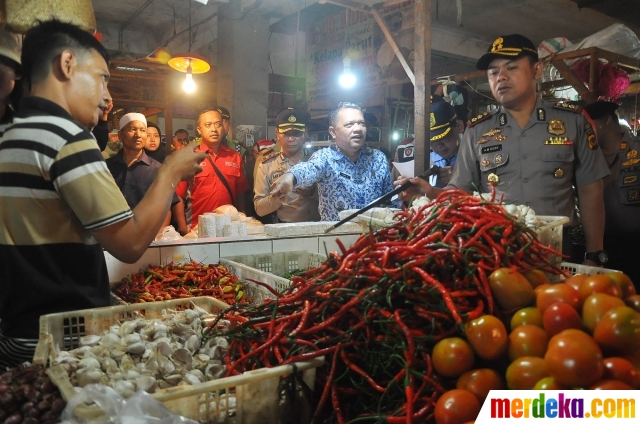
[
  {"x1": 534, "y1": 216, "x2": 569, "y2": 264},
  {"x1": 37, "y1": 298, "x2": 324, "y2": 424},
  {"x1": 218, "y1": 258, "x2": 293, "y2": 303},
  {"x1": 221, "y1": 251, "x2": 326, "y2": 285},
  {"x1": 548, "y1": 262, "x2": 622, "y2": 283}
]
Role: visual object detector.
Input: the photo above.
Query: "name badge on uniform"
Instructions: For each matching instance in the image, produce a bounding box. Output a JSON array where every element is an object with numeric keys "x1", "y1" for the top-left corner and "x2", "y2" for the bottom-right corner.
[
  {"x1": 481, "y1": 145, "x2": 502, "y2": 154},
  {"x1": 339, "y1": 172, "x2": 351, "y2": 180}
]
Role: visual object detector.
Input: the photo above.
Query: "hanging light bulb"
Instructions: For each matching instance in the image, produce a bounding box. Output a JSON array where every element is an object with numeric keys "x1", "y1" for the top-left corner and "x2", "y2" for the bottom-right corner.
[
  {"x1": 183, "y1": 63, "x2": 196, "y2": 93},
  {"x1": 339, "y1": 57, "x2": 356, "y2": 89}
]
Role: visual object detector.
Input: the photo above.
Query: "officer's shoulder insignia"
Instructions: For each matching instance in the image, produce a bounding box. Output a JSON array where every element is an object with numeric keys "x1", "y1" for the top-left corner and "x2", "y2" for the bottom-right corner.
[
  {"x1": 261, "y1": 151, "x2": 279, "y2": 163},
  {"x1": 468, "y1": 110, "x2": 494, "y2": 128},
  {"x1": 552, "y1": 102, "x2": 582, "y2": 114}
]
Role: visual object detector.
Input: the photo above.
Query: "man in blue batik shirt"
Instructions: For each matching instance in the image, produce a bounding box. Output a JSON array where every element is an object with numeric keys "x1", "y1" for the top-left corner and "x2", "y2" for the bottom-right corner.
[{"x1": 270, "y1": 102, "x2": 393, "y2": 220}]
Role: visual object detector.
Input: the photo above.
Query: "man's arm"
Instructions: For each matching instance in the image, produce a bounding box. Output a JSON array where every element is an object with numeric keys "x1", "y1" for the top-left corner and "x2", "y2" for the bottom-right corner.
[
  {"x1": 254, "y1": 165, "x2": 282, "y2": 216},
  {"x1": 91, "y1": 141, "x2": 206, "y2": 263},
  {"x1": 172, "y1": 197, "x2": 189, "y2": 236},
  {"x1": 577, "y1": 179, "x2": 605, "y2": 263}
]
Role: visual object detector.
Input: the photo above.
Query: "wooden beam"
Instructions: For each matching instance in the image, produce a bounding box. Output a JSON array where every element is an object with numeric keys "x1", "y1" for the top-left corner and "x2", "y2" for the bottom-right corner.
[
  {"x1": 370, "y1": 9, "x2": 415, "y2": 85},
  {"x1": 164, "y1": 78, "x2": 173, "y2": 155},
  {"x1": 414, "y1": 0, "x2": 431, "y2": 176},
  {"x1": 142, "y1": 108, "x2": 163, "y2": 117},
  {"x1": 588, "y1": 51, "x2": 599, "y2": 104},
  {"x1": 430, "y1": 69, "x2": 486, "y2": 86},
  {"x1": 624, "y1": 82, "x2": 640, "y2": 95},
  {"x1": 319, "y1": 0, "x2": 371, "y2": 12},
  {"x1": 550, "y1": 60, "x2": 590, "y2": 100}
]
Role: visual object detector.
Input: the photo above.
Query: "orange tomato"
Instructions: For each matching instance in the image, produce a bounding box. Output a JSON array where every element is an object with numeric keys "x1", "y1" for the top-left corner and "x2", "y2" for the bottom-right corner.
[
  {"x1": 523, "y1": 269, "x2": 550, "y2": 289},
  {"x1": 456, "y1": 368, "x2": 505, "y2": 404},
  {"x1": 542, "y1": 302, "x2": 583, "y2": 337},
  {"x1": 489, "y1": 268, "x2": 535, "y2": 310},
  {"x1": 602, "y1": 357, "x2": 640, "y2": 388},
  {"x1": 564, "y1": 274, "x2": 588, "y2": 292},
  {"x1": 608, "y1": 272, "x2": 636, "y2": 298},
  {"x1": 624, "y1": 295, "x2": 640, "y2": 313},
  {"x1": 582, "y1": 293, "x2": 625, "y2": 333},
  {"x1": 593, "y1": 306, "x2": 640, "y2": 356},
  {"x1": 510, "y1": 306, "x2": 543, "y2": 331},
  {"x1": 433, "y1": 337, "x2": 475, "y2": 378},
  {"x1": 544, "y1": 329, "x2": 604, "y2": 388},
  {"x1": 434, "y1": 389, "x2": 481, "y2": 424},
  {"x1": 465, "y1": 315, "x2": 508, "y2": 360},
  {"x1": 533, "y1": 376, "x2": 568, "y2": 390},
  {"x1": 506, "y1": 357, "x2": 550, "y2": 390},
  {"x1": 578, "y1": 274, "x2": 622, "y2": 305},
  {"x1": 508, "y1": 324, "x2": 549, "y2": 361},
  {"x1": 536, "y1": 283, "x2": 580, "y2": 314}
]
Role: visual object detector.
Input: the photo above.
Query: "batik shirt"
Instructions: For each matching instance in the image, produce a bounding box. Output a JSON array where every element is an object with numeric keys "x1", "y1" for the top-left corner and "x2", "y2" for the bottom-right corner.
[{"x1": 287, "y1": 146, "x2": 393, "y2": 221}]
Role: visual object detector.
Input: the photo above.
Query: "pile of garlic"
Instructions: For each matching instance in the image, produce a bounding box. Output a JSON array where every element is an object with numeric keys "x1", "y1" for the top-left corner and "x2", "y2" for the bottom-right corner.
[{"x1": 53, "y1": 306, "x2": 229, "y2": 398}]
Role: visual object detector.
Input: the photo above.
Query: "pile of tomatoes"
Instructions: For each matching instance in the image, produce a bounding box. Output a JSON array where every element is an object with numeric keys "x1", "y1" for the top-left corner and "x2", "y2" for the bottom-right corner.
[{"x1": 430, "y1": 268, "x2": 639, "y2": 424}]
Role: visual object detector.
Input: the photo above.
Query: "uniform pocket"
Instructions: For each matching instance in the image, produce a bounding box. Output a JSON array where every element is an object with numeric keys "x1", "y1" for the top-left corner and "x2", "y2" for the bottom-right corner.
[{"x1": 541, "y1": 146, "x2": 574, "y2": 162}]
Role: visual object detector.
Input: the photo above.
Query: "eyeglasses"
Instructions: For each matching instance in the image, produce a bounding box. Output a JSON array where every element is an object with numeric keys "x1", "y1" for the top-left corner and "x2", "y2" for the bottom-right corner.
[{"x1": 337, "y1": 102, "x2": 363, "y2": 108}]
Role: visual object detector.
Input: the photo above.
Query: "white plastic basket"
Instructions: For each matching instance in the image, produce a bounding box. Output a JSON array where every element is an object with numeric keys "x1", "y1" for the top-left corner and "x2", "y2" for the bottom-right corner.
[
  {"x1": 221, "y1": 252, "x2": 326, "y2": 288},
  {"x1": 534, "y1": 215, "x2": 569, "y2": 264},
  {"x1": 548, "y1": 261, "x2": 622, "y2": 283},
  {"x1": 218, "y1": 258, "x2": 293, "y2": 303},
  {"x1": 37, "y1": 297, "x2": 324, "y2": 424}
]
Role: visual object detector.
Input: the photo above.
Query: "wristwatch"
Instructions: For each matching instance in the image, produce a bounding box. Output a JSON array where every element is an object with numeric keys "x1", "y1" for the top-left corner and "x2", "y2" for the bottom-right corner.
[{"x1": 584, "y1": 250, "x2": 609, "y2": 266}]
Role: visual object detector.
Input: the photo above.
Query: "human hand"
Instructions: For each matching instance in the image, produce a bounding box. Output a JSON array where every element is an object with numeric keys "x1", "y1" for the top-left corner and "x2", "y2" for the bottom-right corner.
[
  {"x1": 178, "y1": 225, "x2": 190, "y2": 236},
  {"x1": 102, "y1": 101, "x2": 113, "y2": 120},
  {"x1": 438, "y1": 166, "x2": 454, "y2": 185},
  {"x1": 294, "y1": 185, "x2": 314, "y2": 197},
  {"x1": 393, "y1": 175, "x2": 433, "y2": 201},
  {"x1": 163, "y1": 140, "x2": 207, "y2": 182},
  {"x1": 270, "y1": 173, "x2": 295, "y2": 200}
]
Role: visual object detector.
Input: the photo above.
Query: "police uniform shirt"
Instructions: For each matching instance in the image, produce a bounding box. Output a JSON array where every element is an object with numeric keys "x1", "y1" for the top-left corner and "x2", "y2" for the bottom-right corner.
[
  {"x1": 450, "y1": 98, "x2": 610, "y2": 226},
  {"x1": 602, "y1": 132, "x2": 640, "y2": 237},
  {"x1": 254, "y1": 151, "x2": 320, "y2": 222}
]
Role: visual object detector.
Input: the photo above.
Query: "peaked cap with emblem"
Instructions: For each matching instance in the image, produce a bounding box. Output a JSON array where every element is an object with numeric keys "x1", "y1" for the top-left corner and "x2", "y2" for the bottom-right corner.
[
  {"x1": 476, "y1": 34, "x2": 539, "y2": 70},
  {"x1": 216, "y1": 106, "x2": 230, "y2": 120},
  {"x1": 583, "y1": 101, "x2": 619, "y2": 121},
  {"x1": 430, "y1": 97, "x2": 457, "y2": 142},
  {"x1": 276, "y1": 107, "x2": 309, "y2": 133}
]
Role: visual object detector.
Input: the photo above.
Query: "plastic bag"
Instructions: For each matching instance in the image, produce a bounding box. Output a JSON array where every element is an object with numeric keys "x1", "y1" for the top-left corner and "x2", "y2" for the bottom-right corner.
[
  {"x1": 60, "y1": 384, "x2": 199, "y2": 424},
  {"x1": 154, "y1": 225, "x2": 182, "y2": 242}
]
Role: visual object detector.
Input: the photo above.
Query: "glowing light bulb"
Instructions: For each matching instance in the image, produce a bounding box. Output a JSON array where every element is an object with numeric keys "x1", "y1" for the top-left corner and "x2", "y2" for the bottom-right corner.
[
  {"x1": 183, "y1": 66, "x2": 196, "y2": 93},
  {"x1": 338, "y1": 57, "x2": 356, "y2": 89},
  {"x1": 392, "y1": 131, "x2": 399, "y2": 141}
]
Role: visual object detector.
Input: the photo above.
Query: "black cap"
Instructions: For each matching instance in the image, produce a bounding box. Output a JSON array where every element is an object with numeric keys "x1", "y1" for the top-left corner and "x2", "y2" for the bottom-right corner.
[
  {"x1": 476, "y1": 34, "x2": 539, "y2": 70},
  {"x1": 216, "y1": 107, "x2": 230, "y2": 120},
  {"x1": 276, "y1": 108, "x2": 308, "y2": 132},
  {"x1": 430, "y1": 100, "x2": 457, "y2": 142},
  {"x1": 584, "y1": 101, "x2": 619, "y2": 121}
]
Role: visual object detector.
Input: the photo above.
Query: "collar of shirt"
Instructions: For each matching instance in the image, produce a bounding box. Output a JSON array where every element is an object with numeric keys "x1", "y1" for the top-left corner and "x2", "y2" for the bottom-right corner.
[
  {"x1": 499, "y1": 97, "x2": 547, "y2": 131},
  {"x1": 113, "y1": 149, "x2": 152, "y2": 166},
  {"x1": 328, "y1": 145, "x2": 370, "y2": 163},
  {"x1": 197, "y1": 142, "x2": 233, "y2": 156},
  {"x1": 17, "y1": 96, "x2": 81, "y2": 126}
]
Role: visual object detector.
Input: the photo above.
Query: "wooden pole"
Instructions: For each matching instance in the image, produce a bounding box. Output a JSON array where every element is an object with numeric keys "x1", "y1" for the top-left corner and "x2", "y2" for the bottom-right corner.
[
  {"x1": 164, "y1": 77, "x2": 174, "y2": 156},
  {"x1": 370, "y1": 9, "x2": 415, "y2": 85},
  {"x1": 413, "y1": 0, "x2": 431, "y2": 176}
]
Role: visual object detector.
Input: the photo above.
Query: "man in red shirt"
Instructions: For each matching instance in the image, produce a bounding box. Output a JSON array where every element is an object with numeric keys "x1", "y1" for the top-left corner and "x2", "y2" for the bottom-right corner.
[{"x1": 174, "y1": 109, "x2": 249, "y2": 234}]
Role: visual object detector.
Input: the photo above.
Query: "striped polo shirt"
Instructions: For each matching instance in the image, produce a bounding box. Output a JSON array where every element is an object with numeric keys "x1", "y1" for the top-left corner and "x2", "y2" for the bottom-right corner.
[{"x1": 0, "y1": 96, "x2": 133, "y2": 339}]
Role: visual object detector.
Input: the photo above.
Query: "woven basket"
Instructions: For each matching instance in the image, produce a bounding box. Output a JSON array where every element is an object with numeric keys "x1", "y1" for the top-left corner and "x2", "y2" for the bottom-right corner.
[{"x1": 4, "y1": 0, "x2": 96, "y2": 34}]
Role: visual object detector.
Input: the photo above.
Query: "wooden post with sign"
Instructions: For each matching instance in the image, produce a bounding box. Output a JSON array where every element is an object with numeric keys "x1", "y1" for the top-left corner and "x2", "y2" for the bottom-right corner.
[{"x1": 413, "y1": 0, "x2": 432, "y2": 176}]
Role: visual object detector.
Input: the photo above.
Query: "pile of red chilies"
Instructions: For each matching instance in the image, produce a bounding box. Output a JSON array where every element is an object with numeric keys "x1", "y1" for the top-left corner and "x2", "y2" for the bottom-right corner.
[
  {"x1": 204, "y1": 190, "x2": 563, "y2": 423},
  {"x1": 113, "y1": 260, "x2": 249, "y2": 304}
]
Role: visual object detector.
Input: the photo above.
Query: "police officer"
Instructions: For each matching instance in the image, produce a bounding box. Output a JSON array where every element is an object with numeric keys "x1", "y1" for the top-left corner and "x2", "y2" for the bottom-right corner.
[
  {"x1": 254, "y1": 108, "x2": 320, "y2": 222},
  {"x1": 397, "y1": 34, "x2": 609, "y2": 263},
  {"x1": 429, "y1": 100, "x2": 460, "y2": 187},
  {"x1": 584, "y1": 101, "x2": 640, "y2": 284}
]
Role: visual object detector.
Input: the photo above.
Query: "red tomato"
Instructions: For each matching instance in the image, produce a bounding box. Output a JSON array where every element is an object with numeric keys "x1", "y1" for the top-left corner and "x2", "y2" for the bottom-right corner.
[
  {"x1": 608, "y1": 272, "x2": 636, "y2": 299},
  {"x1": 510, "y1": 306, "x2": 543, "y2": 331},
  {"x1": 523, "y1": 269, "x2": 550, "y2": 289},
  {"x1": 602, "y1": 357, "x2": 640, "y2": 388},
  {"x1": 624, "y1": 295, "x2": 640, "y2": 313},
  {"x1": 489, "y1": 268, "x2": 535, "y2": 310},
  {"x1": 578, "y1": 274, "x2": 622, "y2": 305},
  {"x1": 589, "y1": 380, "x2": 634, "y2": 390},
  {"x1": 544, "y1": 329, "x2": 604, "y2": 388},
  {"x1": 435, "y1": 389, "x2": 481, "y2": 424},
  {"x1": 506, "y1": 357, "x2": 550, "y2": 390},
  {"x1": 593, "y1": 306, "x2": 640, "y2": 356},
  {"x1": 542, "y1": 302, "x2": 583, "y2": 337},
  {"x1": 433, "y1": 337, "x2": 475, "y2": 378},
  {"x1": 465, "y1": 315, "x2": 508, "y2": 360},
  {"x1": 533, "y1": 376, "x2": 568, "y2": 390},
  {"x1": 508, "y1": 325, "x2": 549, "y2": 361},
  {"x1": 536, "y1": 283, "x2": 580, "y2": 314},
  {"x1": 456, "y1": 368, "x2": 505, "y2": 404},
  {"x1": 582, "y1": 293, "x2": 625, "y2": 333}
]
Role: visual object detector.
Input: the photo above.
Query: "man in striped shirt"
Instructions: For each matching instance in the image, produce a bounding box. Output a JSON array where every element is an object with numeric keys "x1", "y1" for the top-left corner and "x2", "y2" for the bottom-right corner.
[{"x1": 0, "y1": 20, "x2": 206, "y2": 368}]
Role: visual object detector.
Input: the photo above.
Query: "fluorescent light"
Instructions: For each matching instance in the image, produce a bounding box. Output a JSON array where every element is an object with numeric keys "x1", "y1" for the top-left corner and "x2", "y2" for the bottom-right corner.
[{"x1": 339, "y1": 57, "x2": 356, "y2": 89}]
